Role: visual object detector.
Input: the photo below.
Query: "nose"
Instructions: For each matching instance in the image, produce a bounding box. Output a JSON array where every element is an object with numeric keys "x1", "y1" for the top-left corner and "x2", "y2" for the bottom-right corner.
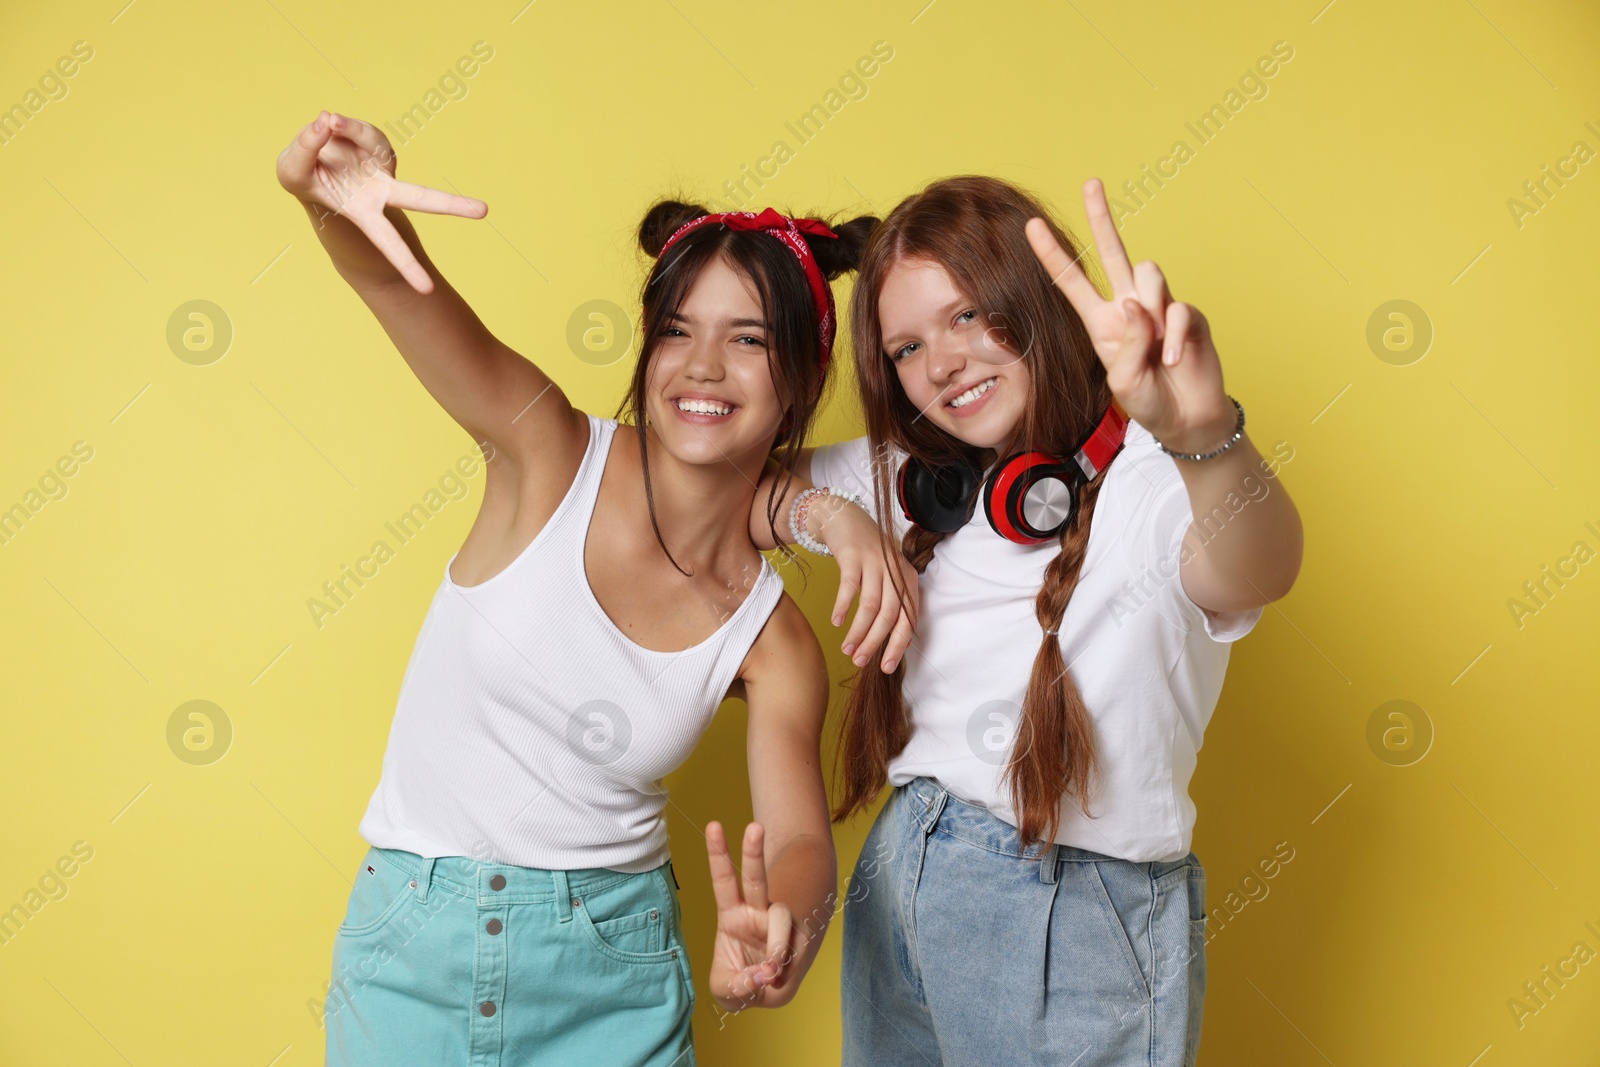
[
  {"x1": 924, "y1": 335, "x2": 967, "y2": 387},
  {"x1": 682, "y1": 336, "x2": 726, "y2": 382}
]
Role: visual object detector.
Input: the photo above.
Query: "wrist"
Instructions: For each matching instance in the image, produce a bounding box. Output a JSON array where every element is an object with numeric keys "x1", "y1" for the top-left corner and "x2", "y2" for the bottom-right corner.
[
  {"x1": 1155, "y1": 396, "x2": 1245, "y2": 460},
  {"x1": 788, "y1": 487, "x2": 864, "y2": 556},
  {"x1": 805, "y1": 493, "x2": 843, "y2": 542}
]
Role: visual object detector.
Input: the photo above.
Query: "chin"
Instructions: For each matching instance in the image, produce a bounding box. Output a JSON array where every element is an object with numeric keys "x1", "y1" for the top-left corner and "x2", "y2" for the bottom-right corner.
[
  {"x1": 934, "y1": 406, "x2": 1023, "y2": 451},
  {"x1": 651, "y1": 410, "x2": 774, "y2": 466}
]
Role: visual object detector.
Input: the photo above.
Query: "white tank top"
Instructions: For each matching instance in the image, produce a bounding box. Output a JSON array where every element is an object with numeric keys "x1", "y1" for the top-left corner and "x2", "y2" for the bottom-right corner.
[{"x1": 357, "y1": 414, "x2": 784, "y2": 873}]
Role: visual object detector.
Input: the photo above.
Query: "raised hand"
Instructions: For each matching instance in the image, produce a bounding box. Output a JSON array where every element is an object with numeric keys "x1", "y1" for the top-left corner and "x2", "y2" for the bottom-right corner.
[
  {"x1": 275, "y1": 110, "x2": 487, "y2": 294},
  {"x1": 1024, "y1": 178, "x2": 1235, "y2": 455},
  {"x1": 704, "y1": 821, "x2": 799, "y2": 1011}
]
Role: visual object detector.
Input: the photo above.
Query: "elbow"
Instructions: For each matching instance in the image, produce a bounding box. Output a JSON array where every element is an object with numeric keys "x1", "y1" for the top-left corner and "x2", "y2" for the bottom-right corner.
[{"x1": 1255, "y1": 515, "x2": 1305, "y2": 604}]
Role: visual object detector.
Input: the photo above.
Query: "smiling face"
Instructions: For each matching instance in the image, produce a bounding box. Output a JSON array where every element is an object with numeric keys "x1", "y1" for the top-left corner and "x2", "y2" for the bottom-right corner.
[
  {"x1": 642, "y1": 254, "x2": 787, "y2": 466},
  {"x1": 877, "y1": 256, "x2": 1030, "y2": 452}
]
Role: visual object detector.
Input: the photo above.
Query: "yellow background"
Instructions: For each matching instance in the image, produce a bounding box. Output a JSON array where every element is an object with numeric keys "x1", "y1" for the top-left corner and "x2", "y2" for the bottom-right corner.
[{"x1": 3, "y1": 0, "x2": 1598, "y2": 1063}]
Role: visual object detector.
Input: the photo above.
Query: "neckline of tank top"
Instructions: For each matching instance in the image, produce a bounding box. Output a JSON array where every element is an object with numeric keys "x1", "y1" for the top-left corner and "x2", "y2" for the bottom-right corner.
[
  {"x1": 574, "y1": 537, "x2": 778, "y2": 659},
  {"x1": 573, "y1": 421, "x2": 779, "y2": 657},
  {"x1": 443, "y1": 414, "x2": 780, "y2": 657}
]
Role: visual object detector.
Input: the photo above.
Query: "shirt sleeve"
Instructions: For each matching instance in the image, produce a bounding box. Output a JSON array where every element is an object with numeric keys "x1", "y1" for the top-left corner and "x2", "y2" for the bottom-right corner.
[
  {"x1": 1116, "y1": 425, "x2": 1263, "y2": 644},
  {"x1": 808, "y1": 435, "x2": 911, "y2": 542}
]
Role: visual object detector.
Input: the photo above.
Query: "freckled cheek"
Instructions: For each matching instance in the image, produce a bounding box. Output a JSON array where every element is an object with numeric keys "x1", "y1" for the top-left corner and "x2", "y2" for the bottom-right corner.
[
  {"x1": 996, "y1": 356, "x2": 1030, "y2": 393},
  {"x1": 894, "y1": 365, "x2": 932, "y2": 410}
]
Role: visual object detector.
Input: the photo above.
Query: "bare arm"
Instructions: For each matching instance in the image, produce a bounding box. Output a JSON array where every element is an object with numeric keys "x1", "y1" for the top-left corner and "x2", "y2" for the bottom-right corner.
[
  {"x1": 277, "y1": 111, "x2": 586, "y2": 483},
  {"x1": 742, "y1": 598, "x2": 836, "y2": 1004},
  {"x1": 1168, "y1": 425, "x2": 1302, "y2": 612},
  {"x1": 702, "y1": 598, "x2": 836, "y2": 1012},
  {"x1": 747, "y1": 450, "x2": 813, "y2": 548}
]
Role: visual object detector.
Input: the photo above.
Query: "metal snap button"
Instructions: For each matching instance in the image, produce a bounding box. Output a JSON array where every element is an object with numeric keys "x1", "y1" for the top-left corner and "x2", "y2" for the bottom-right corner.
[
  {"x1": 486, "y1": 918, "x2": 502, "y2": 935},
  {"x1": 409, "y1": 880, "x2": 418, "y2": 889},
  {"x1": 489, "y1": 874, "x2": 506, "y2": 891},
  {"x1": 572, "y1": 898, "x2": 582, "y2": 908},
  {"x1": 480, "y1": 1001, "x2": 496, "y2": 1017},
  {"x1": 649, "y1": 908, "x2": 658, "y2": 921}
]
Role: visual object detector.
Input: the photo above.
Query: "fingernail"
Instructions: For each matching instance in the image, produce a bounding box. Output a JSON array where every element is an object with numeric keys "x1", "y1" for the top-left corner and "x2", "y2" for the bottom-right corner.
[
  {"x1": 313, "y1": 115, "x2": 324, "y2": 132},
  {"x1": 854, "y1": 653, "x2": 868, "y2": 667},
  {"x1": 883, "y1": 659, "x2": 898, "y2": 672},
  {"x1": 841, "y1": 642, "x2": 855, "y2": 656}
]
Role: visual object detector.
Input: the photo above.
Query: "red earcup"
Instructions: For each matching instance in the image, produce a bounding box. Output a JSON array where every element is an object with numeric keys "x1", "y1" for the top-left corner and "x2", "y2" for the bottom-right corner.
[{"x1": 983, "y1": 452, "x2": 1080, "y2": 545}]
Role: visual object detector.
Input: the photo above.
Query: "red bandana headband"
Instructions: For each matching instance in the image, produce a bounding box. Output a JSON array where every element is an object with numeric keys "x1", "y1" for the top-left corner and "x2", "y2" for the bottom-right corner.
[{"x1": 656, "y1": 207, "x2": 840, "y2": 371}]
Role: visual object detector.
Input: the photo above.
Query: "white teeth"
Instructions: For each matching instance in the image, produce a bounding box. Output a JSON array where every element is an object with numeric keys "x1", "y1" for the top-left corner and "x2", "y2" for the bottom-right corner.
[
  {"x1": 676, "y1": 398, "x2": 734, "y2": 416},
  {"x1": 947, "y1": 377, "x2": 997, "y2": 409}
]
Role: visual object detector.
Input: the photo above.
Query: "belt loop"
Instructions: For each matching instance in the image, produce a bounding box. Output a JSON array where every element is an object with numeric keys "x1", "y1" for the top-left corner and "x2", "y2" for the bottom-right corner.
[
  {"x1": 917, "y1": 782, "x2": 948, "y2": 836},
  {"x1": 553, "y1": 870, "x2": 572, "y2": 923},
  {"x1": 414, "y1": 857, "x2": 436, "y2": 902},
  {"x1": 1039, "y1": 843, "x2": 1061, "y2": 884}
]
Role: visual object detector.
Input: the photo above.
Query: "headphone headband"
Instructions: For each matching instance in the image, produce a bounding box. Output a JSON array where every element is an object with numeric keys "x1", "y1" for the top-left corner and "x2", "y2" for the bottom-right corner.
[{"x1": 1073, "y1": 402, "x2": 1130, "y2": 481}]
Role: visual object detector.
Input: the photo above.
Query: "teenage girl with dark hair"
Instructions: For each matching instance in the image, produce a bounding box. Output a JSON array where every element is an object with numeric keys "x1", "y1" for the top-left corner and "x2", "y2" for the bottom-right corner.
[
  {"x1": 761, "y1": 175, "x2": 1303, "y2": 1065},
  {"x1": 275, "y1": 110, "x2": 910, "y2": 1065}
]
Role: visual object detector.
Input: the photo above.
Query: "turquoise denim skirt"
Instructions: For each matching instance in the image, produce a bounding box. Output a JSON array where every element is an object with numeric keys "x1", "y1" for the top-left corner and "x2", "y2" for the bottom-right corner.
[{"x1": 323, "y1": 845, "x2": 696, "y2": 1066}]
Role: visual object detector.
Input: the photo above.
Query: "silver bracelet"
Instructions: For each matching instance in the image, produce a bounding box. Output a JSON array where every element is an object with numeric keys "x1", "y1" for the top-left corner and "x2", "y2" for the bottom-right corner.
[{"x1": 1156, "y1": 395, "x2": 1245, "y2": 461}]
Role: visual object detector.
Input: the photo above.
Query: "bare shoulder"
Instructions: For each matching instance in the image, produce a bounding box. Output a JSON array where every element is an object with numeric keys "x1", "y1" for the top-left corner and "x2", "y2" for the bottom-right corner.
[
  {"x1": 510, "y1": 403, "x2": 593, "y2": 512},
  {"x1": 448, "y1": 404, "x2": 591, "y2": 587},
  {"x1": 737, "y1": 592, "x2": 827, "y2": 712}
]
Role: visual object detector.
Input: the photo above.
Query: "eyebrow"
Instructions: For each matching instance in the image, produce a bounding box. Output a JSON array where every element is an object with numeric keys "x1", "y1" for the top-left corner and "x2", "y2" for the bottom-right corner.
[
  {"x1": 881, "y1": 296, "x2": 967, "y2": 348},
  {"x1": 666, "y1": 312, "x2": 768, "y2": 329}
]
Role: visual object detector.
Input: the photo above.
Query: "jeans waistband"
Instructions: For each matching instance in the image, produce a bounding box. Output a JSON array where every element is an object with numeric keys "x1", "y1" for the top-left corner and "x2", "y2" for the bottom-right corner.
[
  {"x1": 368, "y1": 846, "x2": 668, "y2": 918},
  {"x1": 902, "y1": 776, "x2": 1178, "y2": 885}
]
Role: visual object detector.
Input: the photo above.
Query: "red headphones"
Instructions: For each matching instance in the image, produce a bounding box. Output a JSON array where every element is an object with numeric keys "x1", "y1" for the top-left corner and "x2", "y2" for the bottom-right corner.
[{"x1": 896, "y1": 404, "x2": 1129, "y2": 545}]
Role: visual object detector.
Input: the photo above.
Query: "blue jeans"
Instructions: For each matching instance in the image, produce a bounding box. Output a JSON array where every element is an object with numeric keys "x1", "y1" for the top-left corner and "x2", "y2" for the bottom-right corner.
[
  {"x1": 324, "y1": 845, "x2": 696, "y2": 1066},
  {"x1": 841, "y1": 777, "x2": 1207, "y2": 1066}
]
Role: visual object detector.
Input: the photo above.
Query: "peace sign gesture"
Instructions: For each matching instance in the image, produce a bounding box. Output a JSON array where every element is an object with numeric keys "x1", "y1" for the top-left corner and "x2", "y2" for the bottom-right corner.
[
  {"x1": 704, "y1": 820, "x2": 799, "y2": 1011},
  {"x1": 1024, "y1": 179, "x2": 1236, "y2": 454},
  {"x1": 275, "y1": 110, "x2": 487, "y2": 294}
]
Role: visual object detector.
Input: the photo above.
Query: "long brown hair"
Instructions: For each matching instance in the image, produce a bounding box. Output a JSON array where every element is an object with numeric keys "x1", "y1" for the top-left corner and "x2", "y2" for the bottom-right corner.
[
  {"x1": 833, "y1": 175, "x2": 1113, "y2": 849},
  {"x1": 617, "y1": 200, "x2": 876, "y2": 573}
]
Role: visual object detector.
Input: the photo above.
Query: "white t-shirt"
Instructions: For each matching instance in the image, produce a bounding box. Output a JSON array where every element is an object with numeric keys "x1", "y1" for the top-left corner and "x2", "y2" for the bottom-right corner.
[{"x1": 810, "y1": 420, "x2": 1262, "y2": 863}]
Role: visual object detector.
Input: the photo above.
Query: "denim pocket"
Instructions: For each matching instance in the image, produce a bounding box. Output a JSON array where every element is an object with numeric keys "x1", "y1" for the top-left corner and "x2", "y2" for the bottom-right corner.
[
  {"x1": 337, "y1": 849, "x2": 417, "y2": 940},
  {"x1": 571, "y1": 873, "x2": 678, "y2": 966},
  {"x1": 1085, "y1": 861, "x2": 1153, "y2": 999}
]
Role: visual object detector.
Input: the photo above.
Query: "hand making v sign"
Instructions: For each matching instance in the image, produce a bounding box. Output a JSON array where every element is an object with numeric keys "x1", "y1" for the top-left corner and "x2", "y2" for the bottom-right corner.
[
  {"x1": 275, "y1": 110, "x2": 487, "y2": 294},
  {"x1": 1024, "y1": 178, "x2": 1238, "y2": 457}
]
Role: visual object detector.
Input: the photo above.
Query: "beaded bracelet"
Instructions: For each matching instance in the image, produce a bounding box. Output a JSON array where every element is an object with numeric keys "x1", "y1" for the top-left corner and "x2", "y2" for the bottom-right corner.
[
  {"x1": 1156, "y1": 395, "x2": 1246, "y2": 462},
  {"x1": 788, "y1": 486, "x2": 866, "y2": 557}
]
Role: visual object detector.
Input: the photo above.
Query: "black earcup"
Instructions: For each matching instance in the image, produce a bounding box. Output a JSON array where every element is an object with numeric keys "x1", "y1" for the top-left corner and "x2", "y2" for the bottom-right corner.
[
  {"x1": 982, "y1": 452, "x2": 1081, "y2": 545},
  {"x1": 897, "y1": 457, "x2": 985, "y2": 534}
]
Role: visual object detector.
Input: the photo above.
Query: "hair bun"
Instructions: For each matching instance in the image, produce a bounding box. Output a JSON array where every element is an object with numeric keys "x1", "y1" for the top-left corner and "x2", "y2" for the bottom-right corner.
[
  {"x1": 638, "y1": 199, "x2": 711, "y2": 258},
  {"x1": 808, "y1": 214, "x2": 879, "y2": 279}
]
